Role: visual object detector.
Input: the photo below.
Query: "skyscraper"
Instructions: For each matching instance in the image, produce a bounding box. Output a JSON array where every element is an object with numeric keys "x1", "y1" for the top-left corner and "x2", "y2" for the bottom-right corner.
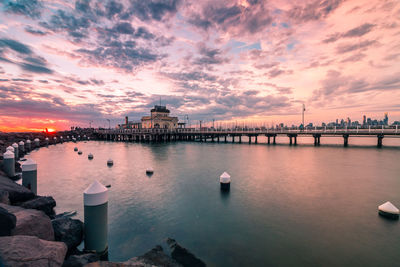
[
  {"x1": 384, "y1": 113, "x2": 388, "y2": 125},
  {"x1": 363, "y1": 115, "x2": 366, "y2": 125}
]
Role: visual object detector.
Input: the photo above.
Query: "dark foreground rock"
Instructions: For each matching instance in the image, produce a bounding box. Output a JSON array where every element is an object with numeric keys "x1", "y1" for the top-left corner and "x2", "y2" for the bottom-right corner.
[
  {"x1": 0, "y1": 175, "x2": 35, "y2": 203},
  {"x1": 63, "y1": 253, "x2": 100, "y2": 267},
  {"x1": 21, "y1": 196, "x2": 56, "y2": 216},
  {"x1": 52, "y1": 217, "x2": 83, "y2": 252},
  {"x1": 0, "y1": 190, "x2": 10, "y2": 204},
  {"x1": 167, "y1": 238, "x2": 206, "y2": 267},
  {"x1": 0, "y1": 203, "x2": 54, "y2": 241},
  {"x1": 85, "y1": 245, "x2": 183, "y2": 267},
  {"x1": 0, "y1": 235, "x2": 67, "y2": 267},
  {"x1": 0, "y1": 206, "x2": 16, "y2": 236}
]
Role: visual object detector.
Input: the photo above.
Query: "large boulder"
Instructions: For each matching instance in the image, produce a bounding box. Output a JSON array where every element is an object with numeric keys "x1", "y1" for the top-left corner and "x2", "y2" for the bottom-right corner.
[
  {"x1": 0, "y1": 175, "x2": 35, "y2": 203},
  {"x1": 167, "y1": 238, "x2": 206, "y2": 267},
  {"x1": 0, "y1": 203, "x2": 54, "y2": 241},
  {"x1": 0, "y1": 235, "x2": 67, "y2": 267},
  {"x1": 63, "y1": 253, "x2": 99, "y2": 267},
  {"x1": 21, "y1": 196, "x2": 56, "y2": 216},
  {"x1": 52, "y1": 217, "x2": 83, "y2": 252},
  {"x1": 0, "y1": 206, "x2": 16, "y2": 236}
]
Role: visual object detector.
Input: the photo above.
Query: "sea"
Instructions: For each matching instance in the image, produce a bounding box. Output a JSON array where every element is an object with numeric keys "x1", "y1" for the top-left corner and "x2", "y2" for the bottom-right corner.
[{"x1": 24, "y1": 136, "x2": 400, "y2": 266}]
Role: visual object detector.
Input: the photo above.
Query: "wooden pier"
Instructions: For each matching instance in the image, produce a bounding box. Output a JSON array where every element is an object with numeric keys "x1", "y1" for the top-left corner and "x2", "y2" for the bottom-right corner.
[{"x1": 94, "y1": 127, "x2": 400, "y2": 148}]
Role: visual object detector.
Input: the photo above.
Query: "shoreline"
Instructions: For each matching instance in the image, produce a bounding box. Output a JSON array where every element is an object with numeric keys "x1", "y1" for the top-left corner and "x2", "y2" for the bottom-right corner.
[{"x1": 0, "y1": 131, "x2": 206, "y2": 267}]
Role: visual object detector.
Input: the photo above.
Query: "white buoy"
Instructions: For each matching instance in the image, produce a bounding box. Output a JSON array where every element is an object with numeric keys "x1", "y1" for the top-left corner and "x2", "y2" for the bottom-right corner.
[
  {"x1": 3, "y1": 150, "x2": 15, "y2": 177},
  {"x1": 220, "y1": 171, "x2": 231, "y2": 191},
  {"x1": 378, "y1": 201, "x2": 399, "y2": 219},
  {"x1": 45, "y1": 137, "x2": 49, "y2": 146},
  {"x1": 34, "y1": 138, "x2": 40, "y2": 147},
  {"x1": 84, "y1": 180, "x2": 108, "y2": 255},
  {"x1": 107, "y1": 159, "x2": 113, "y2": 166},
  {"x1": 78, "y1": 150, "x2": 83, "y2": 155},
  {"x1": 146, "y1": 168, "x2": 154, "y2": 174},
  {"x1": 12, "y1": 143, "x2": 18, "y2": 159},
  {"x1": 22, "y1": 158, "x2": 37, "y2": 195},
  {"x1": 88, "y1": 153, "x2": 94, "y2": 160},
  {"x1": 26, "y1": 139, "x2": 31, "y2": 151},
  {"x1": 74, "y1": 147, "x2": 78, "y2": 152}
]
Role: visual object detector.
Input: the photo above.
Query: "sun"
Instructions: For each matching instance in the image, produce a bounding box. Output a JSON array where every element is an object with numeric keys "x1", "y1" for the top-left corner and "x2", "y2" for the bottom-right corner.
[{"x1": 47, "y1": 128, "x2": 56, "y2": 133}]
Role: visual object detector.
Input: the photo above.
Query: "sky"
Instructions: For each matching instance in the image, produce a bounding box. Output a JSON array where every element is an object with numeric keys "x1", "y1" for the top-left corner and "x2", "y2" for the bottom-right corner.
[{"x1": 0, "y1": 0, "x2": 400, "y2": 131}]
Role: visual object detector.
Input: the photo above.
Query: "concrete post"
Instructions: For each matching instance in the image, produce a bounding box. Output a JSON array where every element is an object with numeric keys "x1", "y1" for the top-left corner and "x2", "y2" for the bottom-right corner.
[
  {"x1": 6, "y1": 146, "x2": 14, "y2": 153},
  {"x1": 18, "y1": 141, "x2": 25, "y2": 156},
  {"x1": 60, "y1": 136, "x2": 63, "y2": 143},
  {"x1": 12, "y1": 143, "x2": 19, "y2": 159},
  {"x1": 289, "y1": 135, "x2": 293, "y2": 145},
  {"x1": 45, "y1": 137, "x2": 49, "y2": 146},
  {"x1": 3, "y1": 150, "x2": 15, "y2": 177},
  {"x1": 53, "y1": 137, "x2": 57, "y2": 144},
  {"x1": 26, "y1": 140, "x2": 31, "y2": 151},
  {"x1": 22, "y1": 159, "x2": 37, "y2": 195},
  {"x1": 34, "y1": 138, "x2": 40, "y2": 148},
  {"x1": 84, "y1": 180, "x2": 108, "y2": 255}
]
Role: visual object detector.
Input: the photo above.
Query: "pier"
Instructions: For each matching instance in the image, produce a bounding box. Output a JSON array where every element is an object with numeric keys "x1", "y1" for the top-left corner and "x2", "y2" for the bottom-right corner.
[{"x1": 95, "y1": 127, "x2": 400, "y2": 148}]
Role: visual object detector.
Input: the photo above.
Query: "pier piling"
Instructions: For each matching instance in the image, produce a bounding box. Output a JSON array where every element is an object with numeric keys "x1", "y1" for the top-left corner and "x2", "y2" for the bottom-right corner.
[
  {"x1": 26, "y1": 139, "x2": 31, "y2": 151},
  {"x1": 12, "y1": 143, "x2": 18, "y2": 159},
  {"x1": 22, "y1": 159, "x2": 37, "y2": 195},
  {"x1": 84, "y1": 180, "x2": 108, "y2": 256},
  {"x1": 3, "y1": 150, "x2": 15, "y2": 177},
  {"x1": 377, "y1": 134, "x2": 384, "y2": 148}
]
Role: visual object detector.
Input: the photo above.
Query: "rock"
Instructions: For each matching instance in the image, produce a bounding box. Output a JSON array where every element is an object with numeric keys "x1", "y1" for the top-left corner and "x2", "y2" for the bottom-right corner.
[
  {"x1": 0, "y1": 235, "x2": 67, "y2": 267},
  {"x1": 63, "y1": 253, "x2": 99, "y2": 267},
  {"x1": 132, "y1": 245, "x2": 182, "y2": 267},
  {"x1": 0, "y1": 206, "x2": 16, "y2": 236},
  {"x1": 0, "y1": 190, "x2": 10, "y2": 204},
  {"x1": 85, "y1": 245, "x2": 183, "y2": 267},
  {"x1": 167, "y1": 238, "x2": 206, "y2": 267},
  {"x1": 52, "y1": 217, "x2": 83, "y2": 252},
  {"x1": 21, "y1": 196, "x2": 56, "y2": 216},
  {"x1": 0, "y1": 175, "x2": 35, "y2": 203},
  {"x1": 0, "y1": 203, "x2": 55, "y2": 241}
]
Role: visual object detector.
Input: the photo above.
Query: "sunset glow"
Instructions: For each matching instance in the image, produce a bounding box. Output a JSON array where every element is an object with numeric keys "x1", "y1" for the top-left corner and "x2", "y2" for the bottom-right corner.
[{"x1": 0, "y1": 0, "x2": 399, "y2": 131}]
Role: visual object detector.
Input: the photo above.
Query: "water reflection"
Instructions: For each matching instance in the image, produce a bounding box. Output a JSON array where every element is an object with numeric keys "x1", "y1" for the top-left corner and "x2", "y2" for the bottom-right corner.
[{"x1": 25, "y1": 139, "x2": 400, "y2": 267}]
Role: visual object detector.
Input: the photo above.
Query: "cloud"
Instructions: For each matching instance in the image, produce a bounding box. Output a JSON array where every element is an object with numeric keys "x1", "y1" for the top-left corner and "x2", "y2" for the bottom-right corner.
[
  {"x1": 124, "y1": 0, "x2": 181, "y2": 21},
  {"x1": 186, "y1": 1, "x2": 272, "y2": 35},
  {"x1": 0, "y1": 38, "x2": 32, "y2": 54},
  {"x1": 24, "y1": 26, "x2": 47, "y2": 36},
  {"x1": 287, "y1": 0, "x2": 343, "y2": 23},
  {"x1": 323, "y1": 23, "x2": 375, "y2": 43},
  {"x1": 336, "y1": 40, "x2": 376, "y2": 54},
  {"x1": 2, "y1": 0, "x2": 43, "y2": 18},
  {"x1": 0, "y1": 38, "x2": 54, "y2": 74},
  {"x1": 193, "y1": 42, "x2": 230, "y2": 66}
]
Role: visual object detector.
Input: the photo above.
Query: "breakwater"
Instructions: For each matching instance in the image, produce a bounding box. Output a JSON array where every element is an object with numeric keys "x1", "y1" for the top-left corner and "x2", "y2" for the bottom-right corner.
[{"x1": 0, "y1": 132, "x2": 206, "y2": 267}]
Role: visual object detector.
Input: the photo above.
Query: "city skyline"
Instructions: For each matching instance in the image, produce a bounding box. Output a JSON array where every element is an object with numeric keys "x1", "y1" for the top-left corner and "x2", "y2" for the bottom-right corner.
[{"x1": 1, "y1": 0, "x2": 400, "y2": 131}]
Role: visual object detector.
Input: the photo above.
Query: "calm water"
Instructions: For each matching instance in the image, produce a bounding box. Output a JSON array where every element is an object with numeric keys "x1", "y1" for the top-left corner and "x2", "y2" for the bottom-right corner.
[{"x1": 24, "y1": 136, "x2": 400, "y2": 266}]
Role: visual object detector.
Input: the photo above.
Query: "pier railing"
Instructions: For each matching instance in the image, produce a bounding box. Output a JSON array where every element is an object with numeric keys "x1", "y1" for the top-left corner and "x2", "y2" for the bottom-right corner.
[{"x1": 95, "y1": 126, "x2": 400, "y2": 136}]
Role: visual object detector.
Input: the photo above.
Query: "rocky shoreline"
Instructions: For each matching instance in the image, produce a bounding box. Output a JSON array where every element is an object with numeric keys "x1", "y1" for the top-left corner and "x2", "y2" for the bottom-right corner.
[{"x1": 0, "y1": 131, "x2": 206, "y2": 267}]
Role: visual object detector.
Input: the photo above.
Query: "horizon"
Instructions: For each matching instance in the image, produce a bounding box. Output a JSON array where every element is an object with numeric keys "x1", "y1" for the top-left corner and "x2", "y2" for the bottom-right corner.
[{"x1": 1, "y1": 0, "x2": 400, "y2": 132}]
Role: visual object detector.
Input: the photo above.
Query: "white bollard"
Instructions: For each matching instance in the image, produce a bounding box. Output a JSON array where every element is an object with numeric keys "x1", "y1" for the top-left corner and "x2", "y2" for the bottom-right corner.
[
  {"x1": 220, "y1": 171, "x2": 231, "y2": 191},
  {"x1": 6, "y1": 146, "x2": 14, "y2": 153},
  {"x1": 22, "y1": 159, "x2": 37, "y2": 195},
  {"x1": 34, "y1": 138, "x2": 40, "y2": 148},
  {"x1": 60, "y1": 136, "x2": 63, "y2": 143},
  {"x1": 18, "y1": 141, "x2": 25, "y2": 156},
  {"x1": 12, "y1": 143, "x2": 18, "y2": 159},
  {"x1": 45, "y1": 137, "x2": 49, "y2": 146},
  {"x1": 84, "y1": 180, "x2": 108, "y2": 255},
  {"x1": 53, "y1": 137, "x2": 57, "y2": 144},
  {"x1": 3, "y1": 150, "x2": 15, "y2": 177},
  {"x1": 26, "y1": 139, "x2": 31, "y2": 151}
]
